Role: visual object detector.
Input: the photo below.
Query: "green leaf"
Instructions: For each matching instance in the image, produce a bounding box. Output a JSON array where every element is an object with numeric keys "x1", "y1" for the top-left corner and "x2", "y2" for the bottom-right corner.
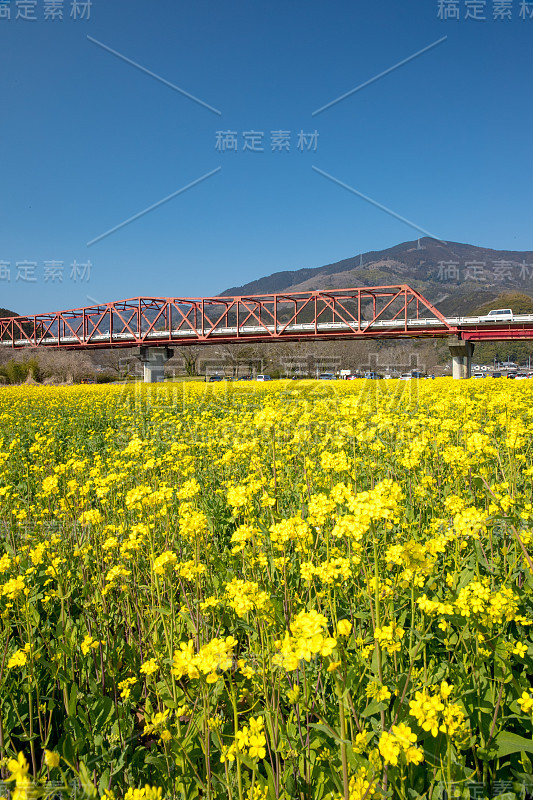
[
  {"x1": 308, "y1": 722, "x2": 344, "y2": 743},
  {"x1": 67, "y1": 683, "x2": 78, "y2": 717},
  {"x1": 92, "y1": 696, "x2": 114, "y2": 732},
  {"x1": 78, "y1": 761, "x2": 97, "y2": 799},
  {"x1": 98, "y1": 769, "x2": 110, "y2": 796},
  {"x1": 493, "y1": 732, "x2": 533, "y2": 757},
  {"x1": 361, "y1": 699, "x2": 387, "y2": 718}
]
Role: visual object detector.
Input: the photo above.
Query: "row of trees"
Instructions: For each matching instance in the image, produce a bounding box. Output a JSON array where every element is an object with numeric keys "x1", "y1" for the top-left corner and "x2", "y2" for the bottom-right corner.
[
  {"x1": 0, "y1": 349, "x2": 117, "y2": 385},
  {"x1": 3, "y1": 289, "x2": 533, "y2": 384},
  {"x1": 165, "y1": 338, "x2": 451, "y2": 378},
  {"x1": 471, "y1": 293, "x2": 533, "y2": 365},
  {"x1": 0, "y1": 338, "x2": 450, "y2": 384}
]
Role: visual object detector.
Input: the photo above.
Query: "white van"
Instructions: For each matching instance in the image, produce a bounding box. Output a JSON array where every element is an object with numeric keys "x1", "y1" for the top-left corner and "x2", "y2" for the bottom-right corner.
[
  {"x1": 256, "y1": 374, "x2": 272, "y2": 381},
  {"x1": 481, "y1": 309, "x2": 513, "y2": 322}
]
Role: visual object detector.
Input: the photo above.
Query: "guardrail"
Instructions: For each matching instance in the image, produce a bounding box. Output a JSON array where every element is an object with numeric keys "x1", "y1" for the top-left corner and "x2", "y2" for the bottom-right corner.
[{"x1": 1, "y1": 287, "x2": 532, "y2": 349}]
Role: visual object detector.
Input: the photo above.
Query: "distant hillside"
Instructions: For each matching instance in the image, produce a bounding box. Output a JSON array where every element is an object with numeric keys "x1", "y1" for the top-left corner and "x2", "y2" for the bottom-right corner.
[
  {"x1": 473, "y1": 292, "x2": 533, "y2": 316},
  {"x1": 0, "y1": 308, "x2": 19, "y2": 318},
  {"x1": 222, "y1": 238, "x2": 533, "y2": 317},
  {"x1": 469, "y1": 292, "x2": 533, "y2": 364}
]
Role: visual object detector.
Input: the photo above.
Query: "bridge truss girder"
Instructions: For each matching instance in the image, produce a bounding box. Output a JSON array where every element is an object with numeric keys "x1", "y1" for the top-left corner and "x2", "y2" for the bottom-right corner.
[{"x1": 0, "y1": 286, "x2": 456, "y2": 350}]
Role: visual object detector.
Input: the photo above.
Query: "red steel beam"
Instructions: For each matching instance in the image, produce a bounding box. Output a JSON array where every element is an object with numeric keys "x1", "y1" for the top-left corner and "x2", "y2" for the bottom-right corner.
[
  {"x1": 3, "y1": 285, "x2": 533, "y2": 350},
  {"x1": 463, "y1": 328, "x2": 533, "y2": 342}
]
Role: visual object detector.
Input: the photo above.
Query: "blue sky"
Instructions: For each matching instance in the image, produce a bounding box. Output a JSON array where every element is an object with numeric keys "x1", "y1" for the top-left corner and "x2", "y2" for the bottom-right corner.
[{"x1": 1, "y1": 0, "x2": 532, "y2": 313}]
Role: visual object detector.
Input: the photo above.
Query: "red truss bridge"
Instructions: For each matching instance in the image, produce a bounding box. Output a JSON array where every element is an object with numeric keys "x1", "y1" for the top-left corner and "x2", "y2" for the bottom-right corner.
[{"x1": 1, "y1": 285, "x2": 532, "y2": 379}]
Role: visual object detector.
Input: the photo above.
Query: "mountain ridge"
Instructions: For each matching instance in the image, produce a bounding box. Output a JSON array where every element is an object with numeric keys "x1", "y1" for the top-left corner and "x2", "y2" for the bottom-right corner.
[{"x1": 221, "y1": 238, "x2": 533, "y2": 316}]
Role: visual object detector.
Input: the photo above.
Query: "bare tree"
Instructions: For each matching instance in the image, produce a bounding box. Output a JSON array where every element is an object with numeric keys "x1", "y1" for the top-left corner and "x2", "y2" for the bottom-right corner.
[
  {"x1": 181, "y1": 346, "x2": 203, "y2": 377},
  {"x1": 37, "y1": 349, "x2": 95, "y2": 383},
  {"x1": 90, "y1": 347, "x2": 139, "y2": 377}
]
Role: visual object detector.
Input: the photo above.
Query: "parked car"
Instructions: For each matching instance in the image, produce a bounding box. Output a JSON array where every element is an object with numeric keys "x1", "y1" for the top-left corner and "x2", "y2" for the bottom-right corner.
[
  {"x1": 515, "y1": 373, "x2": 529, "y2": 380},
  {"x1": 207, "y1": 375, "x2": 223, "y2": 382},
  {"x1": 472, "y1": 372, "x2": 485, "y2": 379},
  {"x1": 492, "y1": 372, "x2": 502, "y2": 378},
  {"x1": 318, "y1": 373, "x2": 336, "y2": 380},
  {"x1": 256, "y1": 374, "x2": 272, "y2": 381},
  {"x1": 364, "y1": 372, "x2": 381, "y2": 379},
  {"x1": 399, "y1": 373, "x2": 413, "y2": 380},
  {"x1": 481, "y1": 309, "x2": 514, "y2": 322},
  {"x1": 237, "y1": 376, "x2": 252, "y2": 381}
]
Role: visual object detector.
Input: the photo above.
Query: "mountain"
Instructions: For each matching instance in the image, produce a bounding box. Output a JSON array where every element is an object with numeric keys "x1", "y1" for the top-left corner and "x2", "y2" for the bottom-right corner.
[{"x1": 222, "y1": 238, "x2": 533, "y2": 316}]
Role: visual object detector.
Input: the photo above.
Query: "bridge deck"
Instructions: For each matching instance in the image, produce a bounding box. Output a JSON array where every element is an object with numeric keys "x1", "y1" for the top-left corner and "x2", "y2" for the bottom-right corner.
[{"x1": 1, "y1": 286, "x2": 532, "y2": 348}]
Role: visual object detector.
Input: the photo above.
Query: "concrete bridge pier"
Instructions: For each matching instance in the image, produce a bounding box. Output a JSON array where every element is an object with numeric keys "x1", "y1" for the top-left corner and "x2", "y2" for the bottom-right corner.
[
  {"x1": 448, "y1": 337, "x2": 474, "y2": 379},
  {"x1": 139, "y1": 346, "x2": 174, "y2": 383}
]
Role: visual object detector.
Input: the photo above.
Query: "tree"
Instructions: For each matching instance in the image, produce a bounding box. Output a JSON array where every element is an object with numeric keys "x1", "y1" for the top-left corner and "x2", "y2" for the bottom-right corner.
[
  {"x1": 181, "y1": 346, "x2": 203, "y2": 377},
  {"x1": 92, "y1": 348, "x2": 139, "y2": 377},
  {"x1": 37, "y1": 349, "x2": 95, "y2": 383},
  {"x1": 472, "y1": 293, "x2": 533, "y2": 365}
]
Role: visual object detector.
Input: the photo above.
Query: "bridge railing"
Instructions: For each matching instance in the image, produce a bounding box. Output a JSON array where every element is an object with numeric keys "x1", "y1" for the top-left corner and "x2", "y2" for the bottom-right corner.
[{"x1": 0, "y1": 286, "x2": 456, "y2": 349}]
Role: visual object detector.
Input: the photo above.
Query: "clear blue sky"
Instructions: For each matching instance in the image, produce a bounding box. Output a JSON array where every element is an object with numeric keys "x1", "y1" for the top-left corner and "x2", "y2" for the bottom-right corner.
[{"x1": 1, "y1": 0, "x2": 532, "y2": 313}]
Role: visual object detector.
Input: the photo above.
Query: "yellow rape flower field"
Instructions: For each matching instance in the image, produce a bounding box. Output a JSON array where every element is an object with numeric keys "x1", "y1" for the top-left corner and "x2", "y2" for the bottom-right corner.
[{"x1": 1, "y1": 379, "x2": 533, "y2": 800}]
